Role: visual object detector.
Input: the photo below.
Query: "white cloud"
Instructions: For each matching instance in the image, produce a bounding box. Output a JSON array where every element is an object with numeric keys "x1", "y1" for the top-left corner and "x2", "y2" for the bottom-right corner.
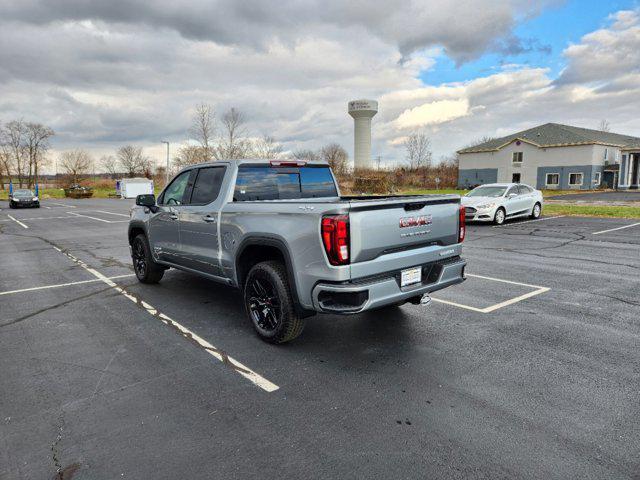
[{"x1": 395, "y1": 99, "x2": 470, "y2": 129}]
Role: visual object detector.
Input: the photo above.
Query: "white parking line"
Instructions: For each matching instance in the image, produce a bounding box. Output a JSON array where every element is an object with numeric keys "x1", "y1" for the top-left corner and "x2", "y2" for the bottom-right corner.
[
  {"x1": 66, "y1": 211, "x2": 127, "y2": 223},
  {"x1": 94, "y1": 210, "x2": 129, "y2": 217},
  {"x1": 492, "y1": 215, "x2": 565, "y2": 228},
  {"x1": 2, "y1": 216, "x2": 75, "y2": 222},
  {"x1": 0, "y1": 274, "x2": 135, "y2": 296},
  {"x1": 51, "y1": 246, "x2": 279, "y2": 393},
  {"x1": 466, "y1": 273, "x2": 546, "y2": 290},
  {"x1": 592, "y1": 222, "x2": 640, "y2": 235},
  {"x1": 47, "y1": 202, "x2": 76, "y2": 208},
  {"x1": 7, "y1": 214, "x2": 28, "y2": 229},
  {"x1": 431, "y1": 273, "x2": 550, "y2": 313}
]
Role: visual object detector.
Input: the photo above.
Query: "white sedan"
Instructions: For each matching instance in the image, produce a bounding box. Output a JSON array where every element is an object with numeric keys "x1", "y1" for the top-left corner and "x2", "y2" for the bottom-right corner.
[{"x1": 461, "y1": 183, "x2": 543, "y2": 225}]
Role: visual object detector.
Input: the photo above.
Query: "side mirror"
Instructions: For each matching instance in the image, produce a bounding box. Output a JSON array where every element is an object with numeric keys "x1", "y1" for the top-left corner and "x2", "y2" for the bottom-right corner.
[{"x1": 136, "y1": 194, "x2": 156, "y2": 207}]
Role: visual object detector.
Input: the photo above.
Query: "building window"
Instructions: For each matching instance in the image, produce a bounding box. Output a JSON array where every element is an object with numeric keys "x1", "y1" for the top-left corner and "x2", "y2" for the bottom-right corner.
[
  {"x1": 512, "y1": 152, "x2": 523, "y2": 164},
  {"x1": 546, "y1": 173, "x2": 560, "y2": 186},
  {"x1": 512, "y1": 173, "x2": 521, "y2": 183},
  {"x1": 593, "y1": 172, "x2": 601, "y2": 185},
  {"x1": 569, "y1": 173, "x2": 583, "y2": 186}
]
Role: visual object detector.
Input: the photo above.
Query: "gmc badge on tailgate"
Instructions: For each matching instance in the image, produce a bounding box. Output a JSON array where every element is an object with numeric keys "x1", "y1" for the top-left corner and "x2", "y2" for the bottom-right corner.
[{"x1": 399, "y1": 215, "x2": 432, "y2": 228}]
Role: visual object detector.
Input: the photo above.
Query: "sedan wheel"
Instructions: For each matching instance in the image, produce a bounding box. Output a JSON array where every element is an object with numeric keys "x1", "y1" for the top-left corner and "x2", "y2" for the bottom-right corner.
[
  {"x1": 494, "y1": 208, "x2": 506, "y2": 225},
  {"x1": 531, "y1": 203, "x2": 542, "y2": 219}
]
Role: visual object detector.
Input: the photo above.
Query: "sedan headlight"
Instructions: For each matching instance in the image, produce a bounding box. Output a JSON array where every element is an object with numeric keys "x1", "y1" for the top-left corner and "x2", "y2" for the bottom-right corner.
[
  {"x1": 476, "y1": 203, "x2": 496, "y2": 210},
  {"x1": 33, "y1": 196, "x2": 38, "y2": 201}
]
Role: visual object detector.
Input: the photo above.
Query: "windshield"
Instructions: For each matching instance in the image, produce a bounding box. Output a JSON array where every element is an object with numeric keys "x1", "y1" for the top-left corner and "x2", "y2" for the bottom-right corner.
[
  {"x1": 466, "y1": 186, "x2": 507, "y2": 198},
  {"x1": 14, "y1": 190, "x2": 34, "y2": 197}
]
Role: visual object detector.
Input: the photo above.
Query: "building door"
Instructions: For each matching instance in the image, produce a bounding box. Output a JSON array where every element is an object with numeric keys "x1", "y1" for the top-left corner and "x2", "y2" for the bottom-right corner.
[
  {"x1": 602, "y1": 171, "x2": 614, "y2": 189},
  {"x1": 512, "y1": 173, "x2": 521, "y2": 183}
]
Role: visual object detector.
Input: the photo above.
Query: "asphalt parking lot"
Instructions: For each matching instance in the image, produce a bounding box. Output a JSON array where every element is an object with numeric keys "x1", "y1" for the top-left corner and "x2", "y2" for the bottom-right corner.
[{"x1": 1, "y1": 200, "x2": 639, "y2": 479}]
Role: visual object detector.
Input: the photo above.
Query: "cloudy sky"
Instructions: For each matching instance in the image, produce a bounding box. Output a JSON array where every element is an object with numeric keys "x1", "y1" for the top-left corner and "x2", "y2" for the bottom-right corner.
[{"x1": 1, "y1": 0, "x2": 639, "y2": 170}]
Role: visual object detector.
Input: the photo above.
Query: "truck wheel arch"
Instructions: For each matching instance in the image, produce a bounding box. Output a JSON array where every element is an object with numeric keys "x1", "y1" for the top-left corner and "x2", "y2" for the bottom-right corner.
[{"x1": 235, "y1": 236, "x2": 314, "y2": 318}]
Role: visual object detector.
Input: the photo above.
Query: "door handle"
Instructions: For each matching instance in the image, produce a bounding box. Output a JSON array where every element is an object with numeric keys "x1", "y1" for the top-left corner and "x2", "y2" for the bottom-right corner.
[{"x1": 202, "y1": 215, "x2": 216, "y2": 223}]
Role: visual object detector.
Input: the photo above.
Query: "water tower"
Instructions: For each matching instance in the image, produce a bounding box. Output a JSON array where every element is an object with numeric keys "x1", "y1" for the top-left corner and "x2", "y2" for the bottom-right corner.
[{"x1": 348, "y1": 99, "x2": 378, "y2": 170}]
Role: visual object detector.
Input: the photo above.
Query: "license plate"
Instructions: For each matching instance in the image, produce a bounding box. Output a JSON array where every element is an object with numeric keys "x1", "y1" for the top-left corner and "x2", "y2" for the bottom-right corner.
[{"x1": 400, "y1": 266, "x2": 422, "y2": 287}]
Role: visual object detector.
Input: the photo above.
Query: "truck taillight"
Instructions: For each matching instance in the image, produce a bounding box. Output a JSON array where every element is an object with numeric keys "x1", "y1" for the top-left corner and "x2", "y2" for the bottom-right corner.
[
  {"x1": 321, "y1": 215, "x2": 350, "y2": 265},
  {"x1": 458, "y1": 205, "x2": 466, "y2": 243}
]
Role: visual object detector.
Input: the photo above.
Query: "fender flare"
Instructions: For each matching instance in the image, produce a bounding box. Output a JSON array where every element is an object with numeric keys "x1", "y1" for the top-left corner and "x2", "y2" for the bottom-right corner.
[{"x1": 235, "y1": 235, "x2": 315, "y2": 317}]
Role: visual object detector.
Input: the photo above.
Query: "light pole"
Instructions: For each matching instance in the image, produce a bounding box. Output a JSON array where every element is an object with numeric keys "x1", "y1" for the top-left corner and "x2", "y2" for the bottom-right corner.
[{"x1": 161, "y1": 141, "x2": 169, "y2": 186}]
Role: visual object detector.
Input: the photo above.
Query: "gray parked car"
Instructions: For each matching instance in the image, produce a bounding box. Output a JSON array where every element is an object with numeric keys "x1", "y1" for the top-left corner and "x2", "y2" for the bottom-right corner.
[{"x1": 128, "y1": 159, "x2": 466, "y2": 343}]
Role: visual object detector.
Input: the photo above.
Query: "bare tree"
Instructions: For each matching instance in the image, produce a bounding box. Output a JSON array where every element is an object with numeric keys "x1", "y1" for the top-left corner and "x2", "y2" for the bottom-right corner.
[
  {"x1": 598, "y1": 119, "x2": 611, "y2": 132},
  {"x1": 59, "y1": 149, "x2": 93, "y2": 184},
  {"x1": 173, "y1": 144, "x2": 210, "y2": 169},
  {"x1": 117, "y1": 145, "x2": 151, "y2": 178},
  {"x1": 320, "y1": 143, "x2": 348, "y2": 176},
  {"x1": 0, "y1": 120, "x2": 29, "y2": 186},
  {"x1": 403, "y1": 131, "x2": 432, "y2": 169},
  {"x1": 291, "y1": 149, "x2": 319, "y2": 161},
  {"x1": 189, "y1": 103, "x2": 215, "y2": 159},
  {"x1": 464, "y1": 135, "x2": 496, "y2": 149},
  {"x1": 25, "y1": 122, "x2": 54, "y2": 187},
  {"x1": 0, "y1": 151, "x2": 10, "y2": 189},
  {"x1": 99, "y1": 155, "x2": 119, "y2": 178},
  {"x1": 216, "y1": 107, "x2": 249, "y2": 159},
  {"x1": 252, "y1": 135, "x2": 283, "y2": 159}
]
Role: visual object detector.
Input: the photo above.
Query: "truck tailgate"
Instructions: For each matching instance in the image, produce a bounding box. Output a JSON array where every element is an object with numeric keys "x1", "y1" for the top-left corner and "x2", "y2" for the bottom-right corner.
[{"x1": 348, "y1": 195, "x2": 460, "y2": 263}]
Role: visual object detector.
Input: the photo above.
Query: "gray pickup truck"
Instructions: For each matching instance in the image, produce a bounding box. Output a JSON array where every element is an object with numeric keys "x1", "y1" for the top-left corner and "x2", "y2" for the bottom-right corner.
[{"x1": 129, "y1": 159, "x2": 466, "y2": 343}]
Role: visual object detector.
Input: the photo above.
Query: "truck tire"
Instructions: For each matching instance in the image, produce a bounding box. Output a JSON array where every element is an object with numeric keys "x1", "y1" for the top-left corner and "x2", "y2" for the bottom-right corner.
[
  {"x1": 244, "y1": 261, "x2": 305, "y2": 344},
  {"x1": 131, "y1": 233, "x2": 165, "y2": 284}
]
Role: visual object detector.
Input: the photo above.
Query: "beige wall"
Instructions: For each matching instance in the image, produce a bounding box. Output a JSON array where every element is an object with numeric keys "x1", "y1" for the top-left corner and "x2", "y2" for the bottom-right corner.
[{"x1": 459, "y1": 141, "x2": 621, "y2": 186}]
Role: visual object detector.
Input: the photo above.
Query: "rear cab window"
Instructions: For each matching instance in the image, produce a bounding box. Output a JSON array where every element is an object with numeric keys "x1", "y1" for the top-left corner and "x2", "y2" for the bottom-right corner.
[{"x1": 234, "y1": 164, "x2": 337, "y2": 201}]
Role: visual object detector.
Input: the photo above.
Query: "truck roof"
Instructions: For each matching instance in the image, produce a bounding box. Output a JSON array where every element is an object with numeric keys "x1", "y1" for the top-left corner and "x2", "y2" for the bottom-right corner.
[{"x1": 184, "y1": 158, "x2": 330, "y2": 168}]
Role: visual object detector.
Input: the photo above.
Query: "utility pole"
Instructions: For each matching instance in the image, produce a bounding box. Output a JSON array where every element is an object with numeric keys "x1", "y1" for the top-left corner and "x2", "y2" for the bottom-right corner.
[{"x1": 161, "y1": 141, "x2": 170, "y2": 186}]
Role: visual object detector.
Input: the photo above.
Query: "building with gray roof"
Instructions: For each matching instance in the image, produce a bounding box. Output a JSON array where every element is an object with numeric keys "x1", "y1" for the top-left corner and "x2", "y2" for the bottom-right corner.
[{"x1": 457, "y1": 123, "x2": 640, "y2": 190}]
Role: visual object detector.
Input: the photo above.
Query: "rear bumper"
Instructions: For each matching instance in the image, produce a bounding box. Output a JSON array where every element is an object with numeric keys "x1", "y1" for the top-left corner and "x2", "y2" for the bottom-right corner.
[{"x1": 311, "y1": 256, "x2": 466, "y2": 314}]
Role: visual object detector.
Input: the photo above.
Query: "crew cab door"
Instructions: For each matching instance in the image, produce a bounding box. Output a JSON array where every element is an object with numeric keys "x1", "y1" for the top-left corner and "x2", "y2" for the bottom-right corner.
[
  {"x1": 148, "y1": 169, "x2": 192, "y2": 262},
  {"x1": 178, "y1": 165, "x2": 227, "y2": 276}
]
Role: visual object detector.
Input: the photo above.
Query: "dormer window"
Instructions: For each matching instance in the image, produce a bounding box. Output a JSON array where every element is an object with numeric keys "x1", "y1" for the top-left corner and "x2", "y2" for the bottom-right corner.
[{"x1": 512, "y1": 152, "x2": 523, "y2": 164}]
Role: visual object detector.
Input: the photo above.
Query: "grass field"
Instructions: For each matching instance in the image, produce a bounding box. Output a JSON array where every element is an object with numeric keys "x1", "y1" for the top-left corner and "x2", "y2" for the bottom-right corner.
[{"x1": 543, "y1": 204, "x2": 640, "y2": 219}]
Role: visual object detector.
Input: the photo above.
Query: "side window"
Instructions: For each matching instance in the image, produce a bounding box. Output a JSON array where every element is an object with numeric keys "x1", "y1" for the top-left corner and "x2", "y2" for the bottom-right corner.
[
  {"x1": 507, "y1": 186, "x2": 519, "y2": 196},
  {"x1": 518, "y1": 185, "x2": 531, "y2": 194},
  {"x1": 159, "y1": 170, "x2": 191, "y2": 205},
  {"x1": 190, "y1": 167, "x2": 226, "y2": 204}
]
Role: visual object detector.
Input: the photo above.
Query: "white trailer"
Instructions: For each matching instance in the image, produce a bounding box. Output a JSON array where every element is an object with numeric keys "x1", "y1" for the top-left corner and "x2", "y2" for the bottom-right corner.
[{"x1": 116, "y1": 178, "x2": 154, "y2": 199}]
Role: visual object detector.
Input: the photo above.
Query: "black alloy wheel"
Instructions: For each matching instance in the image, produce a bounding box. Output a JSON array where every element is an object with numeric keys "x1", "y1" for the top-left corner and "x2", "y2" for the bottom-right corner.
[
  {"x1": 243, "y1": 261, "x2": 305, "y2": 344},
  {"x1": 247, "y1": 277, "x2": 281, "y2": 332}
]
